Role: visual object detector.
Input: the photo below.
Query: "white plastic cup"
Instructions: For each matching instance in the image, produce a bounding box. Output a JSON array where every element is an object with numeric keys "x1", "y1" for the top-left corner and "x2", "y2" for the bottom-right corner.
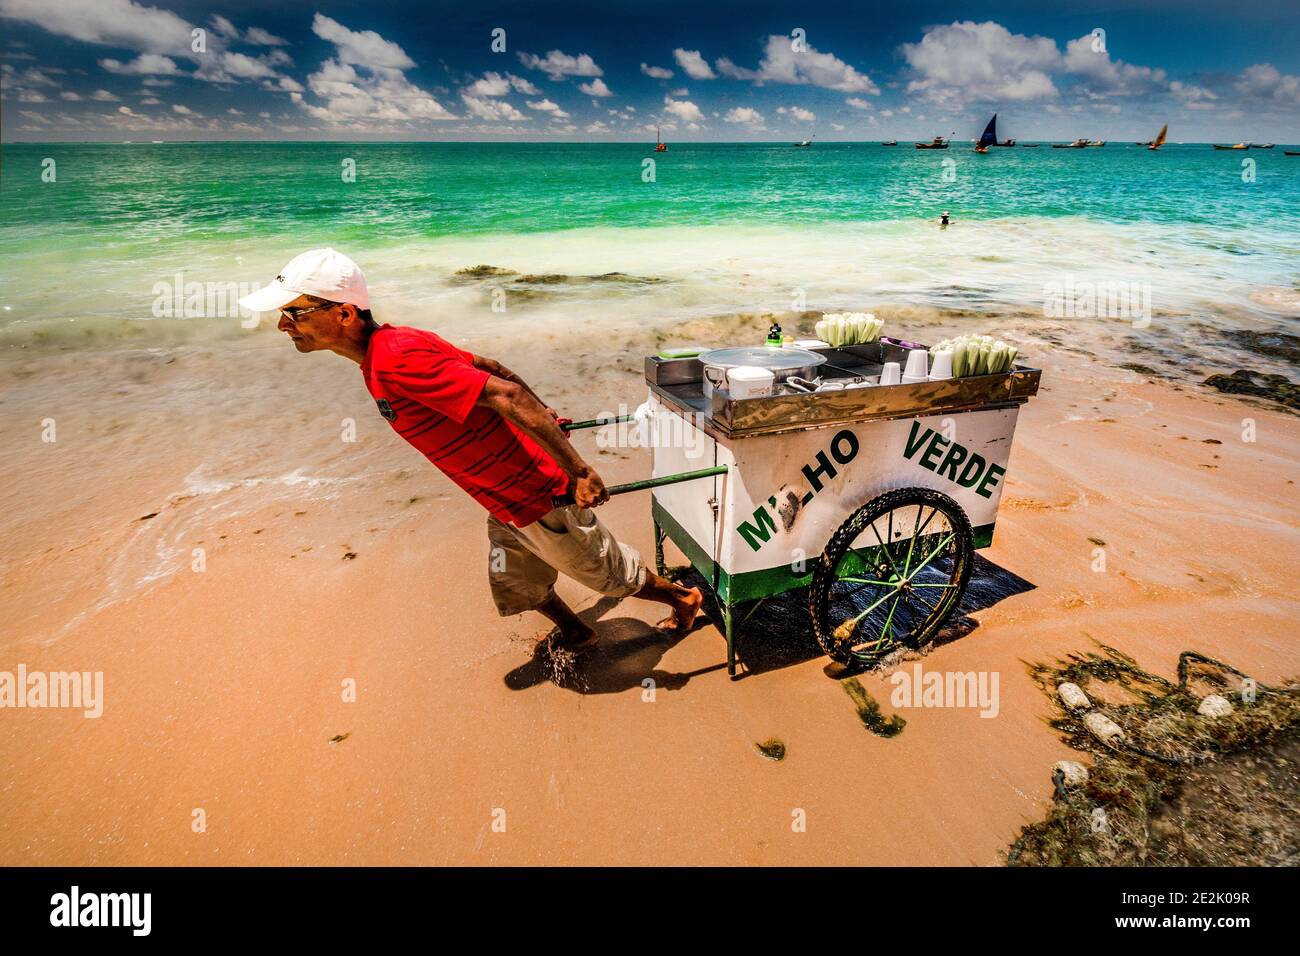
[
  {"x1": 878, "y1": 361, "x2": 902, "y2": 386},
  {"x1": 902, "y1": 349, "x2": 929, "y2": 383},
  {"x1": 929, "y1": 349, "x2": 954, "y2": 381}
]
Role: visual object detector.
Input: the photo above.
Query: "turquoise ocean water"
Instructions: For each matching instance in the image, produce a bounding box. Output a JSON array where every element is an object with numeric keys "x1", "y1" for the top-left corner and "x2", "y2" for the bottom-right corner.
[{"x1": 1, "y1": 141, "x2": 1297, "y2": 346}]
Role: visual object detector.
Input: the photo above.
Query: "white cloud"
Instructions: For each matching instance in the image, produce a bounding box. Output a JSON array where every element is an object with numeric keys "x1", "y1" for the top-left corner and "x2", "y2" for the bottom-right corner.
[
  {"x1": 0, "y1": 0, "x2": 193, "y2": 55},
  {"x1": 464, "y1": 72, "x2": 541, "y2": 100},
  {"x1": 579, "y1": 77, "x2": 613, "y2": 97},
  {"x1": 715, "y1": 58, "x2": 758, "y2": 81},
  {"x1": 171, "y1": 103, "x2": 196, "y2": 115},
  {"x1": 1170, "y1": 80, "x2": 1217, "y2": 109},
  {"x1": 90, "y1": 88, "x2": 119, "y2": 101},
  {"x1": 640, "y1": 63, "x2": 673, "y2": 80},
  {"x1": 723, "y1": 106, "x2": 764, "y2": 124},
  {"x1": 719, "y1": 35, "x2": 878, "y2": 94},
  {"x1": 507, "y1": 73, "x2": 539, "y2": 95},
  {"x1": 673, "y1": 49, "x2": 715, "y2": 80},
  {"x1": 195, "y1": 52, "x2": 279, "y2": 83},
  {"x1": 1235, "y1": 63, "x2": 1300, "y2": 103},
  {"x1": 245, "y1": 26, "x2": 286, "y2": 46},
  {"x1": 527, "y1": 98, "x2": 569, "y2": 119},
  {"x1": 461, "y1": 94, "x2": 526, "y2": 121},
  {"x1": 846, "y1": 97, "x2": 873, "y2": 110},
  {"x1": 663, "y1": 95, "x2": 703, "y2": 122},
  {"x1": 60, "y1": 90, "x2": 81, "y2": 100},
  {"x1": 467, "y1": 72, "x2": 511, "y2": 97},
  {"x1": 901, "y1": 21, "x2": 1058, "y2": 103},
  {"x1": 99, "y1": 53, "x2": 180, "y2": 76},
  {"x1": 517, "y1": 49, "x2": 602, "y2": 81},
  {"x1": 210, "y1": 14, "x2": 238, "y2": 40},
  {"x1": 1062, "y1": 35, "x2": 1165, "y2": 94},
  {"x1": 311, "y1": 13, "x2": 414, "y2": 70},
  {"x1": 296, "y1": 41, "x2": 456, "y2": 125},
  {"x1": 777, "y1": 105, "x2": 816, "y2": 122}
]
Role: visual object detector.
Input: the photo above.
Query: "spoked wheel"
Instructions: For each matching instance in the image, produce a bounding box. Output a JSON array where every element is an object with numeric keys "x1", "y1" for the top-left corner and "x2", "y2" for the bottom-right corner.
[{"x1": 810, "y1": 488, "x2": 973, "y2": 666}]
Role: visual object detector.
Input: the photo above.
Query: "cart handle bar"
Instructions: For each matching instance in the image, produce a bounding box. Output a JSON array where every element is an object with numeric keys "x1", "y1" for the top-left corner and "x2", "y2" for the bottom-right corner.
[
  {"x1": 551, "y1": 466, "x2": 728, "y2": 509},
  {"x1": 560, "y1": 414, "x2": 635, "y2": 432}
]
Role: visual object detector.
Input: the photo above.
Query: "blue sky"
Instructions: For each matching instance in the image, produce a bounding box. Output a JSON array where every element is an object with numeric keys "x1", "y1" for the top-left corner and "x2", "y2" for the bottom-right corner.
[{"x1": 3, "y1": 0, "x2": 1298, "y2": 141}]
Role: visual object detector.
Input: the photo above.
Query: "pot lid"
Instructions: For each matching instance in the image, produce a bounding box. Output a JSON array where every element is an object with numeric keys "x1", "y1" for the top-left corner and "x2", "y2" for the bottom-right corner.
[{"x1": 698, "y1": 346, "x2": 827, "y2": 370}]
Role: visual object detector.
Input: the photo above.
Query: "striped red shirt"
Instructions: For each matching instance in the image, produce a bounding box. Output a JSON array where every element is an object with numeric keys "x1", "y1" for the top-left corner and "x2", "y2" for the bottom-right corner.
[{"x1": 361, "y1": 325, "x2": 568, "y2": 527}]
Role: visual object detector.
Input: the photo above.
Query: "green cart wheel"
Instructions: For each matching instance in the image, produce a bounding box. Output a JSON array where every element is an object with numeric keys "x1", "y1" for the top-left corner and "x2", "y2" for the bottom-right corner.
[{"x1": 810, "y1": 487, "x2": 973, "y2": 666}]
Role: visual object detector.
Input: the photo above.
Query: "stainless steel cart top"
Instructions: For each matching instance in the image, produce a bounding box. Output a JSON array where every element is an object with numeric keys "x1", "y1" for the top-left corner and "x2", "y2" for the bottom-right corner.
[{"x1": 645, "y1": 340, "x2": 1042, "y2": 440}]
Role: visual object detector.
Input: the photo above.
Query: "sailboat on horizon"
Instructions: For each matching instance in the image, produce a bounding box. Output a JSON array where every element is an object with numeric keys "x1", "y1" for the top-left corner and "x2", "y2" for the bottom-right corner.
[
  {"x1": 974, "y1": 114, "x2": 997, "y2": 153},
  {"x1": 655, "y1": 126, "x2": 667, "y2": 152},
  {"x1": 1147, "y1": 123, "x2": 1168, "y2": 151}
]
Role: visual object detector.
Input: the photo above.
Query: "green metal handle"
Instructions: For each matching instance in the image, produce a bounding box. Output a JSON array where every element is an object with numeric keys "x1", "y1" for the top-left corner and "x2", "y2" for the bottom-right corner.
[
  {"x1": 551, "y1": 465, "x2": 727, "y2": 509},
  {"x1": 560, "y1": 414, "x2": 635, "y2": 432}
]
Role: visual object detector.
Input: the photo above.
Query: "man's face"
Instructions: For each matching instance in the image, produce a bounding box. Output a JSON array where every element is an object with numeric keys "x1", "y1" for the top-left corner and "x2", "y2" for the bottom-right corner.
[{"x1": 276, "y1": 295, "x2": 352, "y2": 353}]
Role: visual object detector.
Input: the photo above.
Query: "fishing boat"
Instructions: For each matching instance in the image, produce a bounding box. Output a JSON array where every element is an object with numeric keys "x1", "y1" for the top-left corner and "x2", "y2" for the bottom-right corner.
[
  {"x1": 1286, "y1": 151, "x2": 1300, "y2": 156},
  {"x1": 881, "y1": 140, "x2": 898, "y2": 146},
  {"x1": 1052, "y1": 139, "x2": 1089, "y2": 149},
  {"x1": 1021, "y1": 143, "x2": 1040, "y2": 148},
  {"x1": 1250, "y1": 143, "x2": 1274, "y2": 149},
  {"x1": 974, "y1": 114, "x2": 997, "y2": 153},
  {"x1": 915, "y1": 135, "x2": 949, "y2": 150},
  {"x1": 1086, "y1": 140, "x2": 1106, "y2": 147},
  {"x1": 1212, "y1": 142, "x2": 1249, "y2": 150},
  {"x1": 793, "y1": 133, "x2": 814, "y2": 148},
  {"x1": 995, "y1": 138, "x2": 1015, "y2": 147},
  {"x1": 1147, "y1": 124, "x2": 1168, "y2": 151},
  {"x1": 654, "y1": 126, "x2": 667, "y2": 152}
]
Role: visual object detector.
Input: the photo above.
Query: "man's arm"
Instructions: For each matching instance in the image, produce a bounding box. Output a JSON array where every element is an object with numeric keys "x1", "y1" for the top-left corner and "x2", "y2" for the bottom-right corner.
[
  {"x1": 469, "y1": 354, "x2": 553, "y2": 413},
  {"x1": 475, "y1": 377, "x2": 608, "y2": 508}
]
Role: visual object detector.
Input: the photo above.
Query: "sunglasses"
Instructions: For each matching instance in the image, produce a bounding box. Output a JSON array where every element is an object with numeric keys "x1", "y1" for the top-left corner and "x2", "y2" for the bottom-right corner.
[{"x1": 279, "y1": 302, "x2": 334, "y2": 323}]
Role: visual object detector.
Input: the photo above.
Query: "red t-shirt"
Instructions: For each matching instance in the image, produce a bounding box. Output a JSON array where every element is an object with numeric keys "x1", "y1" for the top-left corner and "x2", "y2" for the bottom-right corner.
[{"x1": 361, "y1": 325, "x2": 568, "y2": 527}]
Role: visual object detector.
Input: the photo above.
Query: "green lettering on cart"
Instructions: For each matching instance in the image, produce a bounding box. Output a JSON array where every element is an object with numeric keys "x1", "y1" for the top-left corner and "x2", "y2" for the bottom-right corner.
[
  {"x1": 737, "y1": 505, "x2": 778, "y2": 552},
  {"x1": 902, "y1": 420, "x2": 1003, "y2": 499}
]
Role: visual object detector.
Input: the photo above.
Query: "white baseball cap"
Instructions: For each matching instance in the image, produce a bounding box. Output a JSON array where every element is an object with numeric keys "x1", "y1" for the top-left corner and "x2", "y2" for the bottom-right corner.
[{"x1": 238, "y1": 247, "x2": 370, "y2": 313}]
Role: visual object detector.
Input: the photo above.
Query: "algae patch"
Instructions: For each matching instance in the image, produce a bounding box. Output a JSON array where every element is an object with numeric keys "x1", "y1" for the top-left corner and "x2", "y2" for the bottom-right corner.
[
  {"x1": 842, "y1": 678, "x2": 907, "y2": 737},
  {"x1": 755, "y1": 738, "x2": 787, "y2": 762},
  {"x1": 1007, "y1": 644, "x2": 1300, "y2": 866}
]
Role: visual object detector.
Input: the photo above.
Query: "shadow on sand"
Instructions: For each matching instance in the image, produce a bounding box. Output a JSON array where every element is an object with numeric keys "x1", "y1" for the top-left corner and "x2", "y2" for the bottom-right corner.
[
  {"x1": 503, "y1": 554, "x2": 1035, "y2": 692},
  {"x1": 502, "y1": 595, "x2": 725, "y2": 694}
]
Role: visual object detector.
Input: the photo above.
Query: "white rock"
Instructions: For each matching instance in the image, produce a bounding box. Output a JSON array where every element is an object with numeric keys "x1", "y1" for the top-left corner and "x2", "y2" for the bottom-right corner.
[
  {"x1": 1197, "y1": 694, "x2": 1234, "y2": 717},
  {"x1": 1083, "y1": 711, "x2": 1126, "y2": 747},
  {"x1": 1057, "y1": 682, "x2": 1091, "y2": 711},
  {"x1": 1053, "y1": 760, "x2": 1089, "y2": 788}
]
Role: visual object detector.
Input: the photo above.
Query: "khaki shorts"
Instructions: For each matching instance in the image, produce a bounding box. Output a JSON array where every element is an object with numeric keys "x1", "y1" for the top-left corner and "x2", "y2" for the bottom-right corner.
[{"x1": 486, "y1": 505, "x2": 648, "y2": 616}]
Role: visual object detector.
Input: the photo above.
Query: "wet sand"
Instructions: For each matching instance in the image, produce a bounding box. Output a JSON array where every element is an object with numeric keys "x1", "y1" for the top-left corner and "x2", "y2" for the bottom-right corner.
[{"x1": 2, "y1": 315, "x2": 1298, "y2": 865}]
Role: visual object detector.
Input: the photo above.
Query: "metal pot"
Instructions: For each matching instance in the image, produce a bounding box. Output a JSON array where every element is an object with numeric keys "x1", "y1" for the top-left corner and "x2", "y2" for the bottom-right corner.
[{"x1": 699, "y1": 347, "x2": 827, "y2": 398}]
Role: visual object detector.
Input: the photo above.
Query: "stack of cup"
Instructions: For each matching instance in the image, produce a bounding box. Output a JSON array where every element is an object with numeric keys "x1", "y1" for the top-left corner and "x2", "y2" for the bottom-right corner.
[
  {"x1": 901, "y1": 349, "x2": 929, "y2": 385},
  {"x1": 929, "y1": 350, "x2": 954, "y2": 381},
  {"x1": 878, "y1": 362, "x2": 902, "y2": 386}
]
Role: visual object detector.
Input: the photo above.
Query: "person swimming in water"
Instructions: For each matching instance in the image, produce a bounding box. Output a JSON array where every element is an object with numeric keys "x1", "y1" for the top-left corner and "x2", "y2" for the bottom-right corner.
[{"x1": 939, "y1": 211, "x2": 951, "y2": 229}]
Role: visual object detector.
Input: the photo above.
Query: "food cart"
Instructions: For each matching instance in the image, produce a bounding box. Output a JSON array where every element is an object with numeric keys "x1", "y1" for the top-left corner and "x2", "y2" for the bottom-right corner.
[{"x1": 642, "y1": 337, "x2": 1041, "y2": 677}]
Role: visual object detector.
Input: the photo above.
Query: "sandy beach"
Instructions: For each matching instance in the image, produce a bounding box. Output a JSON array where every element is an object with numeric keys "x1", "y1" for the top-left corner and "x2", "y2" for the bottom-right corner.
[{"x1": 2, "y1": 308, "x2": 1296, "y2": 866}]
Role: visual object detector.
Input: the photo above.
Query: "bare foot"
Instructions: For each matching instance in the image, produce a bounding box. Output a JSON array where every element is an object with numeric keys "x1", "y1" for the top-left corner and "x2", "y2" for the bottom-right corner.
[
  {"x1": 656, "y1": 586, "x2": 704, "y2": 633},
  {"x1": 544, "y1": 622, "x2": 599, "y2": 652}
]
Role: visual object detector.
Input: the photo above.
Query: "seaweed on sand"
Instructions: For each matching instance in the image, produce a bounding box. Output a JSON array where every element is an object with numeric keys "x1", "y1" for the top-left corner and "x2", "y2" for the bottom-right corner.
[
  {"x1": 755, "y1": 738, "x2": 787, "y2": 761},
  {"x1": 842, "y1": 678, "x2": 907, "y2": 737},
  {"x1": 1007, "y1": 643, "x2": 1300, "y2": 866}
]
